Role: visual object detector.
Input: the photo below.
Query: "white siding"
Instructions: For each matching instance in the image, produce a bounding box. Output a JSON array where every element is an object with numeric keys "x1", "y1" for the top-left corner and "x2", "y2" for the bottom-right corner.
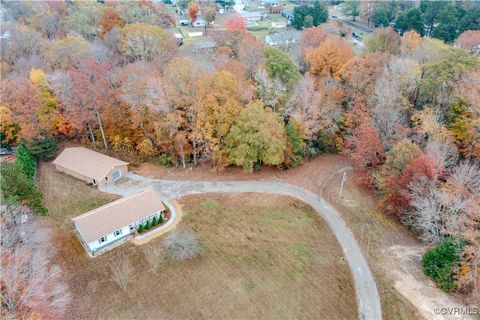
[{"x1": 86, "y1": 225, "x2": 131, "y2": 252}]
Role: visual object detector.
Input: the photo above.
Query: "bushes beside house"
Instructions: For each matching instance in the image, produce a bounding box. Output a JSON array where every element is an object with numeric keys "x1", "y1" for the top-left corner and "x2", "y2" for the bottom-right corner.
[{"x1": 136, "y1": 212, "x2": 167, "y2": 234}]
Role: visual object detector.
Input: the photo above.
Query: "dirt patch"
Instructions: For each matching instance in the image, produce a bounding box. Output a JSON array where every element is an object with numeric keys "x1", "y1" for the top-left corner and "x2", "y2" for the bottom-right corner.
[
  {"x1": 135, "y1": 153, "x2": 351, "y2": 191},
  {"x1": 55, "y1": 194, "x2": 358, "y2": 320}
]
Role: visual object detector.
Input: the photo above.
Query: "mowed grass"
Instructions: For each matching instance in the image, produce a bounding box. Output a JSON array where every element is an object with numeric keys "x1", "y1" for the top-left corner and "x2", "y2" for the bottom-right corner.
[
  {"x1": 56, "y1": 193, "x2": 358, "y2": 319},
  {"x1": 38, "y1": 162, "x2": 120, "y2": 219}
]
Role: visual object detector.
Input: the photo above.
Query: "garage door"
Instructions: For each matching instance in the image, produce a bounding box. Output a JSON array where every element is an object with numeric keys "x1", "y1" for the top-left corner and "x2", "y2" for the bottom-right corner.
[{"x1": 112, "y1": 170, "x2": 121, "y2": 181}]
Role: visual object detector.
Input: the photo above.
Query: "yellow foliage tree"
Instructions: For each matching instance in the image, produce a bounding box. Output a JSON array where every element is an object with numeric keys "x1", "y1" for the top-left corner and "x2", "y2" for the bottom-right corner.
[
  {"x1": 0, "y1": 106, "x2": 18, "y2": 145},
  {"x1": 196, "y1": 71, "x2": 243, "y2": 165}
]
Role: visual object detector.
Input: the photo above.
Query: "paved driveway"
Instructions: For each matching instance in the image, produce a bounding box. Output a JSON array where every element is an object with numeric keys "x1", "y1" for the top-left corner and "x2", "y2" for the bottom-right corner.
[{"x1": 101, "y1": 173, "x2": 382, "y2": 320}]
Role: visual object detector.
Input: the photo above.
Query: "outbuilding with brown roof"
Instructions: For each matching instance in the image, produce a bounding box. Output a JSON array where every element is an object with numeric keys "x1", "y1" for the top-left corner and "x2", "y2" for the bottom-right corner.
[{"x1": 53, "y1": 147, "x2": 128, "y2": 187}]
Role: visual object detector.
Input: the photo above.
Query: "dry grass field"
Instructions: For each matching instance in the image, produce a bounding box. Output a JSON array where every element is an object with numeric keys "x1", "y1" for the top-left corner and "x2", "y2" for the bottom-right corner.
[
  {"x1": 50, "y1": 193, "x2": 357, "y2": 319},
  {"x1": 38, "y1": 162, "x2": 120, "y2": 219}
]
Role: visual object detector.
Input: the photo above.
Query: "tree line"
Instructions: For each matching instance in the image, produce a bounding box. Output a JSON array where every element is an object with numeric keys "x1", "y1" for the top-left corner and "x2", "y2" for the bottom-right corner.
[{"x1": 341, "y1": 0, "x2": 479, "y2": 43}]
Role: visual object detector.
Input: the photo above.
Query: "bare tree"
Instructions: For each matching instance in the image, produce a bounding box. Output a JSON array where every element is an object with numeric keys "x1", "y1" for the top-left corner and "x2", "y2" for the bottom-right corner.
[
  {"x1": 255, "y1": 69, "x2": 286, "y2": 114},
  {"x1": 143, "y1": 245, "x2": 164, "y2": 272},
  {"x1": 370, "y1": 63, "x2": 408, "y2": 147},
  {"x1": 110, "y1": 257, "x2": 135, "y2": 291},
  {"x1": 1, "y1": 206, "x2": 71, "y2": 319},
  {"x1": 404, "y1": 181, "x2": 444, "y2": 244},
  {"x1": 450, "y1": 160, "x2": 480, "y2": 195},
  {"x1": 425, "y1": 138, "x2": 459, "y2": 174},
  {"x1": 164, "y1": 229, "x2": 202, "y2": 261}
]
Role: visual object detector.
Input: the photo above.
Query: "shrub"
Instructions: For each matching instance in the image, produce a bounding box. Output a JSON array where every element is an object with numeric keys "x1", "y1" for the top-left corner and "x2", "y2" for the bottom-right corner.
[
  {"x1": 422, "y1": 237, "x2": 464, "y2": 292},
  {"x1": 145, "y1": 220, "x2": 151, "y2": 230},
  {"x1": 164, "y1": 229, "x2": 202, "y2": 261},
  {"x1": 152, "y1": 216, "x2": 158, "y2": 226},
  {"x1": 159, "y1": 214, "x2": 164, "y2": 224},
  {"x1": 158, "y1": 154, "x2": 174, "y2": 167},
  {"x1": 137, "y1": 224, "x2": 144, "y2": 233}
]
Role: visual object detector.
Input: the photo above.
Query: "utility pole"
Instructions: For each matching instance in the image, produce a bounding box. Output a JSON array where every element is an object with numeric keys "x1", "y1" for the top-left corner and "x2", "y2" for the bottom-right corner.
[{"x1": 339, "y1": 171, "x2": 347, "y2": 199}]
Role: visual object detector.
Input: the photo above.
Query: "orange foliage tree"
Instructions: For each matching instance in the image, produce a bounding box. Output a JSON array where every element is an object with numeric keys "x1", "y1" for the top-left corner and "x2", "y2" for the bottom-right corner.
[
  {"x1": 187, "y1": 2, "x2": 199, "y2": 23},
  {"x1": 98, "y1": 8, "x2": 125, "y2": 38},
  {"x1": 305, "y1": 36, "x2": 353, "y2": 78},
  {"x1": 401, "y1": 30, "x2": 421, "y2": 53}
]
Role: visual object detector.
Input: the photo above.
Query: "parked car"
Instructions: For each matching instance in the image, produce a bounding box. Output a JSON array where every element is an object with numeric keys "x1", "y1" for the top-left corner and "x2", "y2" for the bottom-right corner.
[
  {"x1": 174, "y1": 33, "x2": 184, "y2": 46},
  {"x1": 179, "y1": 20, "x2": 189, "y2": 26},
  {"x1": 246, "y1": 21, "x2": 259, "y2": 30},
  {"x1": 193, "y1": 19, "x2": 206, "y2": 27},
  {"x1": 0, "y1": 147, "x2": 16, "y2": 156}
]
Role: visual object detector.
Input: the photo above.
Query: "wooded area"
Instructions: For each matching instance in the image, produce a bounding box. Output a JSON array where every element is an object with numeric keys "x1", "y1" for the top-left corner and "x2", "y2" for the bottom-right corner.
[{"x1": 0, "y1": 0, "x2": 479, "y2": 314}]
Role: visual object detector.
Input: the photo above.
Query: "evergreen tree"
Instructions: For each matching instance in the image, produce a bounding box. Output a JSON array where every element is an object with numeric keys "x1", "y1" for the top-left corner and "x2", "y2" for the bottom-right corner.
[
  {"x1": 341, "y1": 0, "x2": 360, "y2": 21},
  {"x1": 292, "y1": 1, "x2": 328, "y2": 30},
  {"x1": 395, "y1": 8, "x2": 425, "y2": 36},
  {"x1": 15, "y1": 143, "x2": 36, "y2": 180},
  {"x1": 25, "y1": 138, "x2": 58, "y2": 161}
]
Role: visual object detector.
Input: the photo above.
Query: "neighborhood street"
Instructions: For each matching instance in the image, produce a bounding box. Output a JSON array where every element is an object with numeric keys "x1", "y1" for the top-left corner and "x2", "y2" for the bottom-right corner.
[{"x1": 101, "y1": 173, "x2": 382, "y2": 320}]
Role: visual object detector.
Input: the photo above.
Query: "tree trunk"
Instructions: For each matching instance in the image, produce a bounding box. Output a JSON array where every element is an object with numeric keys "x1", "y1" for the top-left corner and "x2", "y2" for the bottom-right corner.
[
  {"x1": 94, "y1": 109, "x2": 109, "y2": 150},
  {"x1": 192, "y1": 140, "x2": 197, "y2": 166},
  {"x1": 87, "y1": 123, "x2": 96, "y2": 146},
  {"x1": 179, "y1": 143, "x2": 186, "y2": 169},
  {"x1": 140, "y1": 122, "x2": 153, "y2": 146}
]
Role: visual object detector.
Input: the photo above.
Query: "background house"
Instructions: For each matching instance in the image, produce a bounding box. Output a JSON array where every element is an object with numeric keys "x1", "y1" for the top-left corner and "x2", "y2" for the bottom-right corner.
[
  {"x1": 53, "y1": 147, "x2": 128, "y2": 187},
  {"x1": 241, "y1": 11, "x2": 263, "y2": 22},
  {"x1": 72, "y1": 188, "x2": 166, "y2": 255}
]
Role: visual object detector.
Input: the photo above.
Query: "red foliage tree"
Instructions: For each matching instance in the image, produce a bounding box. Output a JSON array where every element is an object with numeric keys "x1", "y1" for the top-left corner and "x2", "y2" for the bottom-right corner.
[
  {"x1": 225, "y1": 14, "x2": 246, "y2": 31},
  {"x1": 382, "y1": 154, "x2": 438, "y2": 215},
  {"x1": 300, "y1": 28, "x2": 328, "y2": 51},
  {"x1": 346, "y1": 119, "x2": 385, "y2": 186},
  {"x1": 455, "y1": 30, "x2": 480, "y2": 53},
  {"x1": 397, "y1": 154, "x2": 438, "y2": 188}
]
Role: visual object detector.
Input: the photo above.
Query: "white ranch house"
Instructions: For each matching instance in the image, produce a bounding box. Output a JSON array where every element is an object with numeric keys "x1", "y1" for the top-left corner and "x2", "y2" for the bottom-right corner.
[{"x1": 72, "y1": 189, "x2": 166, "y2": 256}]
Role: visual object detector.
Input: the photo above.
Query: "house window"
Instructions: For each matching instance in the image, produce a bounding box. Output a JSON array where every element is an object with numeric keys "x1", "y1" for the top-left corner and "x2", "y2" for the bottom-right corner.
[
  {"x1": 105, "y1": 176, "x2": 108, "y2": 182},
  {"x1": 98, "y1": 236, "x2": 107, "y2": 244},
  {"x1": 114, "y1": 229, "x2": 122, "y2": 237},
  {"x1": 129, "y1": 225, "x2": 134, "y2": 230},
  {"x1": 93, "y1": 179, "x2": 96, "y2": 185}
]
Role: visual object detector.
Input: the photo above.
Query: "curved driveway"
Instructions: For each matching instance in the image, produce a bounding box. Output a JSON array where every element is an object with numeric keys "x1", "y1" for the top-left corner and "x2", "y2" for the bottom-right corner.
[{"x1": 102, "y1": 173, "x2": 382, "y2": 320}]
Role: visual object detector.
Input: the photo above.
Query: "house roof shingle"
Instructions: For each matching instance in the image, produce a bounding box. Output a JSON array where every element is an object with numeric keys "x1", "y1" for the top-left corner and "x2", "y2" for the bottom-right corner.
[
  {"x1": 53, "y1": 147, "x2": 128, "y2": 182},
  {"x1": 72, "y1": 189, "x2": 165, "y2": 243}
]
